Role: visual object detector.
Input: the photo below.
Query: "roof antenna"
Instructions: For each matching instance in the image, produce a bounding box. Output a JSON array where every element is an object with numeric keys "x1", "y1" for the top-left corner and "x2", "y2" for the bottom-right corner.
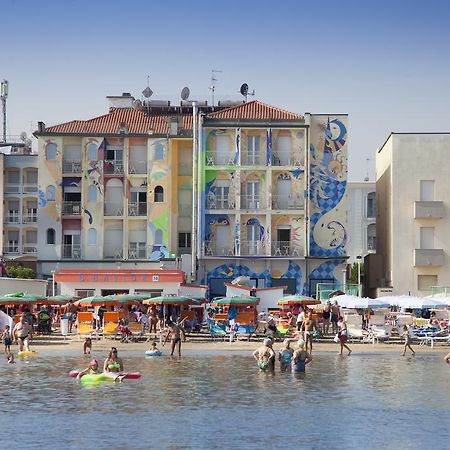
[
  {"x1": 239, "y1": 83, "x2": 255, "y2": 103},
  {"x1": 364, "y1": 158, "x2": 371, "y2": 182},
  {"x1": 209, "y1": 69, "x2": 222, "y2": 106}
]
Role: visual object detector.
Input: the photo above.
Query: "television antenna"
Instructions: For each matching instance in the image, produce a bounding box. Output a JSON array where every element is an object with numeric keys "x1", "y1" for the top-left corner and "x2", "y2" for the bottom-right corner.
[
  {"x1": 209, "y1": 69, "x2": 222, "y2": 106},
  {"x1": 239, "y1": 82, "x2": 255, "y2": 102},
  {"x1": 364, "y1": 158, "x2": 371, "y2": 182},
  {"x1": 1, "y1": 79, "x2": 8, "y2": 143}
]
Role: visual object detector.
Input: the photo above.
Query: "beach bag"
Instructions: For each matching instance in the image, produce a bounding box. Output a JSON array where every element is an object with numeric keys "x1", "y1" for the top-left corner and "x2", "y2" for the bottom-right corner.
[{"x1": 333, "y1": 334, "x2": 340, "y2": 343}]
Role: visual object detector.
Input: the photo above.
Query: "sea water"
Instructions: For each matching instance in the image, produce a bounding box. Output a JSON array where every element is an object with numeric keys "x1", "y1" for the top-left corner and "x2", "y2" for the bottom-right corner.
[{"x1": 0, "y1": 348, "x2": 449, "y2": 450}]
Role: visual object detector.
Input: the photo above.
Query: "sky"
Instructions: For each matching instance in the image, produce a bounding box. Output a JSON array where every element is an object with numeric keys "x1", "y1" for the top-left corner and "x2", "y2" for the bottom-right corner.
[{"x1": 2, "y1": 0, "x2": 450, "y2": 181}]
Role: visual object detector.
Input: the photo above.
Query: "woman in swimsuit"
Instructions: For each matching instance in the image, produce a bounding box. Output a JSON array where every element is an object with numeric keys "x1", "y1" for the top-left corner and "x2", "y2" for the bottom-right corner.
[
  {"x1": 291, "y1": 339, "x2": 312, "y2": 373},
  {"x1": 279, "y1": 339, "x2": 294, "y2": 372},
  {"x1": 322, "y1": 301, "x2": 331, "y2": 335},
  {"x1": 103, "y1": 347, "x2": 124, "y2": 373},
  {"x1": 253, "y1": 338, "x2": 275, "y2": 371}
]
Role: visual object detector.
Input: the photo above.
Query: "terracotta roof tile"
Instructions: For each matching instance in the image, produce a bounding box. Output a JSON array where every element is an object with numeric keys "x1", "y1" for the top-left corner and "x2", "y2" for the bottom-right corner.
[
  {"x1": 41, "y1": 108, "x2": 193, "y2": 135},
  {"x1": 207, "y1": 100, "x2": 303, "y2": 121}
]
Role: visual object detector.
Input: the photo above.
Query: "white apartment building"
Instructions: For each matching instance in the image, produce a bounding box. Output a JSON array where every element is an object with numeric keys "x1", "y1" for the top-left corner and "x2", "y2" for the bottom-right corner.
[
  {"x1": 346, "y1": 182, "x2": 376, "y2": 264},
  {"x1": 376, "y1": 133, "x2": 450, "y2": 295}
]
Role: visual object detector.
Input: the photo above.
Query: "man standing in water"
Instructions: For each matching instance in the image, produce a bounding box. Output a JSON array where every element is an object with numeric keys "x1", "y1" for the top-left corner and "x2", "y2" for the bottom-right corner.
[
  {"x1": 302, "y1": 311, "x2": 315, "y2": 354},
  {"x1": 14, "y1": 314, "x2": 31, "y2": 352},
  {"x1": 163, "y1": 317, "x2": 187, "y2": 358},
  {"x1": 252, "y1": 338, "x2": 275, "y2": 371}
]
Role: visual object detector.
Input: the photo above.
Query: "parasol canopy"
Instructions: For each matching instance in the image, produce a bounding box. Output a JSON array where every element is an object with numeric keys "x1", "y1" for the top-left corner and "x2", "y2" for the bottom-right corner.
[
  {"x1": 380, "y1": 295, "x2": 448, "y2": 309},
  {"x1": 277, "y1": 295, "x2": 320, "y2": 306},
  {"x1": 332, "y1": 295, "x2": 391, "y2": 309},
  {"x1": 142, "y1": 295, "x2": 194, "y2": 306},
  {"x1": 211, "y1": 296, "x2": 259, "y2": 307},
  {"x1": 0, "y1": 294, "x2": 47, "y2": 305},
  {"x1": 75, "y1": 296, "x2": 120, "y2": 307},
  {"x1": 46, "y1": 295, "x2": 78, "y2": 305}
]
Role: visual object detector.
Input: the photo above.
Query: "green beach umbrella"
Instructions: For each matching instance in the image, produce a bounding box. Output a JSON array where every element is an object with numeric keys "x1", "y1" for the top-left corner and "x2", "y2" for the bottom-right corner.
[
  {"x1": 75, "y1": 296, "x2": 119, "y2": 307},
  {"x1": 142, "y1": 295, "x2": 194, "y2": 306},
  {"x1": 46, "y1": 295, "x2": 78, "y2": 305},
  {"x1": 0, "y1": 295, "x2": 47, "y2": 305},
  {"x1": 211, "y1": 296, "x2": 260, "y2": 307}
]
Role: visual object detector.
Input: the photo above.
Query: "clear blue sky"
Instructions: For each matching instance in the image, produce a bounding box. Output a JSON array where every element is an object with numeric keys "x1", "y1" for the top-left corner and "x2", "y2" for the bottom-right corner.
[{"x1": 2, "y1": 0, "x2": 450, "y2": 180}]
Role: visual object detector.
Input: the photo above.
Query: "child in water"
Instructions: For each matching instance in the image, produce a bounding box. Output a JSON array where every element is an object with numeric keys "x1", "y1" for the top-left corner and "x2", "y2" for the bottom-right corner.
[
  {"x1": 278, "y1": 339, "x2": 294, "y2": 372},
  {"x1": 401, "y1": 325, "x2": 415, "y2": 357},
  {"x1": 148, "y1": 342, "x2": 160, "y2": 353},
  {"x1": 83, "y1": 337, "x2": 92, "y2": 355},
  {"x1": 2, "y1": 325, "x2": 13, "y2": 356}
]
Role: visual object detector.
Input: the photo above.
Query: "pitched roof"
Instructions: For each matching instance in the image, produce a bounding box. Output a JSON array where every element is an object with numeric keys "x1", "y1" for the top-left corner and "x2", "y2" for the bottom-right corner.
[
  {"x1": 40, "y1": 108, "x2": 193, "y2": 135},
  {"x1": 207, "y1": 100, "x2": 303, "y2": 121}
]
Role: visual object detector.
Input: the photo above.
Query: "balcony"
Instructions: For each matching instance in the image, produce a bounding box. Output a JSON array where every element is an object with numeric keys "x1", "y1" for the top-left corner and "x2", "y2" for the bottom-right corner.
[
  {"x1": 23, "y1": 184, "x2": 38, "y2": 194},
  {"x1": 104, "y1": 160, "x2": 124, "y2": 175},
  {"x1": 205, "y1": 152, "x2": 236, "y2": 166},
  {"x1": 129, "y1": 160, "x2": 148, "y2": 175},
  {"x1": 5, "y1": 212, "x2": 20, "y2": 224},
  {"x1": 62, "y1": 201, "x2": 82, "y2": 216},
  {"x1": 62, "y1": 245, "x2": 82, "y2": 259},
  {"x1": 271, "y1": 152, "x2": 303, "y2": 167},
  {"x1": 5, "y1": 184, "x2": 21, "y2": 194},
  {"x1": 414, "y1": 201, "x2": 444, "y2": 219},
  {"x1": 204, "y1": 242, "x2": 235, "y2": 257},
  {"x1": 240, "y1": 240, "x2": 264, "y2": 256},
  {"x1": 207, "y1": 195, "x2": 235, "y2": 210},
  {"x1": 3, "y1": 244, "x2": 20, "y2": 254},
  {"x1": 22, "y1": 244, "x2": 37, "y2": 254},
  {"x1": 62, "y1": 160, "x2": 82, "y2": 173},
  {"x1": 272, "y1": 194, "x2": 304, "y2": 210},
  {"x1": 271, "y1": 241, "x2": 302, "y2": 257},
  {"x1": 241, "y1": 195, "x2": 262, "y2": 210},
  {"x1": 128, "y1": 202, "x2": 147, "y2": 216},
  {"x1": 178, "y1": 204, "x2": 192, "y2": 216},
  {"x1": 128, "y1": 244, "x2": 147, "y2": 259},
  {"x1": 242, "y1": 152, "x2": 265, "y2": 166},
  {"x1": 413, "y1": 249, "x2": 445, "y2": 267},
  {"x1": 23, "y1": 212, "x2": 37, "y2": 223},
  {"x1": 104, "y1": 204, "x2": 124, "y2": 216}
]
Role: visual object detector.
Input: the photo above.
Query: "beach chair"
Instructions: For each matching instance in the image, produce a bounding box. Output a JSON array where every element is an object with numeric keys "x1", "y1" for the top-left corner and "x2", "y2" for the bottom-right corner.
[
  {"x1": 210, "y1": 323, "x2": 227, "y2": 341},
  {"x1": 76, "y1": 312, "x2": 95, "y2": 340},
  {"x1": 369, "y1": 324, "x2": 392, "y2": 343},
  {"x1": 128, "y1": 322, "x2": 144, "y2": 341},
  {"x1": 235, "y1": 312, "x2": 257, "y2": 341},
  {"x1": 103, "y1": 312, "x2": 119, "y2": 340}
]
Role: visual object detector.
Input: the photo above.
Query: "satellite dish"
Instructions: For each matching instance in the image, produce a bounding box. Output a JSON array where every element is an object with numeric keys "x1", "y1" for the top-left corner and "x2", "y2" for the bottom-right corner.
[
  {"x1": 181, "y1": 86, "x2": 190, "y2": 101},
  {"x1": 142, "y1": 87, "x2": 153, "y2": 98},
  {"x1": 240, "y1": 83, "x2": 249, "y2": 96},
  {"x1": 132, "y1": 99, "x2": 143, "y2": 110}
]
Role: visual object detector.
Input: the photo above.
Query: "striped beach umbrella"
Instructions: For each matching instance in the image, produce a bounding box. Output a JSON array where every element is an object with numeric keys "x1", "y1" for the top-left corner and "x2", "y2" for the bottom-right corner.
[{"x1": 277, "y1": 295, "x2": 320, "y2": 306}]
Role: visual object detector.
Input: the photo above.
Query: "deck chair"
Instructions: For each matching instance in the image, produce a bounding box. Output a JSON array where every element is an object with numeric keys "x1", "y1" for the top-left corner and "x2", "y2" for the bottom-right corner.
[
  {"x1": 77, "y1": 312, "x2": 94, "y2": 340},
  {"x1": 103, "y1": 312, "x2": 119, "y2": 340},
  {"x1": 210, "y1": 323, "x2": 227, "y2": 341}
]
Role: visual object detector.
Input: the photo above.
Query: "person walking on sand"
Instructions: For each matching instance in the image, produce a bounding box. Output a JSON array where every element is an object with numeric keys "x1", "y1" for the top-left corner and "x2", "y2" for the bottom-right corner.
[
  {"x1": 337, "y1": 316, "x2": 352, "y2": 356},
  {"x1": 253, "y1": 338, "x2": 275, "y2": 371},
  {"x1": 302, "y1": 311, "x2": 315, "y2": 354},
  {"x1": 401, "y1": 325, "x2": 415, "y2": 357},
  {"x1": 163, "y1": 317, "x2": 187, "y2": 358},
  {"x1": 331, "y1": 301, "x2": 340, "y2": 334}
]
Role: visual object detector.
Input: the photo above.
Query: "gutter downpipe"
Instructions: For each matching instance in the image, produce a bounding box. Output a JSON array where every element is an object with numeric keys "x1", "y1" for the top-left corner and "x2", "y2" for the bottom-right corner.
[
  {"x1": 196, "y1": 111, "x2": 203, "y2": 259},
  {"x1": 191, "y1": 102, "x2": 198, "y2": 282}
]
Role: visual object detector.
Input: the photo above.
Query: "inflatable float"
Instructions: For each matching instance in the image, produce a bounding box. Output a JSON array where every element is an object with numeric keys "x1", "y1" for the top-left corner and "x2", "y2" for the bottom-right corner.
[
  {"x1": 69, "y1": 370, "x2": 141, "y2": 380},
  {"x1": 145, "y1": 350, "x2": 162, "y2": 357},
  {"x1": 18, "y1": 350, "x2": 38, "y2": 357}
]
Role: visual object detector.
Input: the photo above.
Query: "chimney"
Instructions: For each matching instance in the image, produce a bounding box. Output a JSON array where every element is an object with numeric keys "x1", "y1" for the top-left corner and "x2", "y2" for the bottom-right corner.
[
  {"x1": 38, "y1": 121, "x2": 45, "y2": 133},
  {"x1": 169, "y1": 117, "x2": 178, "y2": 135},
  {"x1": 107, "y1": 92, "x2": 135, "y2": 109}
]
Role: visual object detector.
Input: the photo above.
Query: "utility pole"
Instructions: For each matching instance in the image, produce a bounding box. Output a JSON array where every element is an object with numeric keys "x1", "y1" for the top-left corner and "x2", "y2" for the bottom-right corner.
[{"x1": 1, "y1": 80, "x2": 8, "y2": 143}]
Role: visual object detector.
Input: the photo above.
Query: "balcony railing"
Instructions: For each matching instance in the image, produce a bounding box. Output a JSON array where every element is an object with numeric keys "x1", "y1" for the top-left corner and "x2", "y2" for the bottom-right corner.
[
  {"x1": 414, "y1": 201, "x2": 444, "y2": 219},
  {"x1": 205, "y1": 152, "x2": 236, "y2": 166},
  {"x1": 128, "y1": 202, "x2": 147, "y2": 216},
  {"x1": 62, "y1": 245, "x2": 82, "y2": 259},
  {"x1": 5, "y1": 184, "x2": 21, "y2": 194},
  {"x1": 23, "y1": 184, "x2": 39, "y2": 194},
  {"x1": 241, "y1": 195, "x2": 262, "y2": 210},
  {"x1": 62, "y1": 160, "x2": 82, "y2": 173},
  {"x1": 272, "y1": 194, "x2": 304, "y2": 210},
  {"x1": 271, "y1": 241, "x2": 302, "y2": 256},
  {"x1": 128, "y1": 245, "x2": 147, "y2": 259},
  {"x1": 23, "y1": 213, "x2": 37, "y2": 223},
  {"x1": 62, "y1": 201, "x2": 82, "y2": 215},
  {"x1": 207, "y1": 195, "x2": 235, "y2": 210},
  {"x1": 204, "y1": 242, "x2": 235, "y2": 256},
  {"x1": 240, "y1": 240, "x2": 264, "y2": 256},
  {"x1": 413, "y1": 249, "x2": 444, "y2": 267},
  {"x1": 3, "y1": 244, "x2": 20, "y2": 254},
  {"x1": 5, "y1": 212, "x2": 20, "y2": 223},
  {"x1": 271, "y1": 152, "x2": 303, "y2": 166},
  {"x1": 104, "y1": 204, "x2": 124, "y2": 216},
  {"x1": 178, "y1": 204, "x2": 192, "y2": 216},
  {"x1": 22, "y1": 244, "x2": 38, "y2": 254},
  {"x1": 242, "y1": 152, "x2": 264, "y2": 166},
  {"x1": 104, "y1": 160, "x2": 124, "y2": 174},
  {"x1": 128, "y1": 160, "x2": 148, "y2": 174}
]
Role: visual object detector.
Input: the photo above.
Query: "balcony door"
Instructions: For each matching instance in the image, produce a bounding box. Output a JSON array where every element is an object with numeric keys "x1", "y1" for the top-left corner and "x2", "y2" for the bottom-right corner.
[
  {"x1": 247, "y1": 136, "x2": 261, "y2": 165},
  {"x1": 63, "y1": 232, "x2": 81, "y2": 258},
  {"x1": 246, "y1": 181, "x2": 260, "y2": 208},
  {"x1": 247, "y1": 223, "x2": 260, "y2": 255},
  {"x1": 276, "y1": 178, "x2": 291, "y2": 209},
  {"x1": 215, "y1": 225, "x2": 229, "y2": 255},
  {"x1": 216, "y1": 180, "x2": 230, "y2": 209},
  {"x1": 215, "y1": 135, "x2": 230, "y2": 165}
]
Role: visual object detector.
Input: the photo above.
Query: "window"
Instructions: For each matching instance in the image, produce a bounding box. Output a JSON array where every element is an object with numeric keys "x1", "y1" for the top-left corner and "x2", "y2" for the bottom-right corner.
[
  {"x1": 134, "y1": 289, "x2": 162, "y2": 298},
  {"x1": 88, "y1": 228, "x2": 97, "y2": 245},
  {"x1": 247, "y1": 135, "x2": 261, "y2": 164},
  {"x1": 178, "y1": 232, "x2": 191, "y2": 250},
  {"x1": 418, "y1": 275, "x2": 437, "y2": 291},
  {"x1": 367, "y1": 192, "x2": 376, "y2": 218},
  {"x1": 87, "y1": 143, "x2": 97, "y2": 160},
  {"x1": 154, "y1": 142, "x2": 164, "y2": 160},
  {"x1": 154, "y1": 186, "x2": 164, "y2": 202},
  {"x1": 46, "y1": 228, "x2": 55, "y2": 245},
  {"x1": 75, "y1": 289, "x2": 95, "y2": 298},
  {"x1": 420, "y1": 227, "x2": 434, "y2": 249},
  {"x1": 420, "y1": 180, "x2": 434, "y2": 201},
  {"x1": 367, "y1": 223, "x2": 376, "y2": 250},
  {"x1": 46, "y1": 143, "x2": 57, "y2": 160},
  {"x1": 87, "y1": 185, "x2": 97, "y2": 202},
  {"x1": 46, "y1": 185, "x2": 55, "y2": 201}
]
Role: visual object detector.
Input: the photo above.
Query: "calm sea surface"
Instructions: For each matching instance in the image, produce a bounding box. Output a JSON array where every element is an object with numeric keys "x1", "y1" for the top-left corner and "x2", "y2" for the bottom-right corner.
[{"x1": 1, "y1": 347, "x2": 449, "y2": 450}]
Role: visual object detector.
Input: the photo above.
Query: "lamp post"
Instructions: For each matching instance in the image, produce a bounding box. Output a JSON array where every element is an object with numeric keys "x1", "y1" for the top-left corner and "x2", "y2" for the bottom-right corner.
[
  {"x1": 356, "y1": 255, "x2": 362, "y2": 296},
  {"x1": 342, "y1": 268, "x2": 347, "y2": 293},
  {"x1": 51, "y1": 270, "x2": 56, "y2": 296}
]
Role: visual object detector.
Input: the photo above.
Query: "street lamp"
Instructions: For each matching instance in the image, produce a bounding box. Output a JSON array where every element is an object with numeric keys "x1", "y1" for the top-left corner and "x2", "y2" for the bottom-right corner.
[
  {"x1": 51, "y1": 270, "x2": 56, "y2": 296},
  {"x1": 342, "y1": 268, "x2": 347, "y2": 293},
  {"x1": 356, "y1": 255, "x2": 362, "y2": 296}
]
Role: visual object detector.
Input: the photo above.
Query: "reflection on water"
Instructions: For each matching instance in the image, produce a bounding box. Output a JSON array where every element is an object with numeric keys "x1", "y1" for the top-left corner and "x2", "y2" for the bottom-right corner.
[{"x1": 1, "y1": 349, "x2": 450, "y2": 450}]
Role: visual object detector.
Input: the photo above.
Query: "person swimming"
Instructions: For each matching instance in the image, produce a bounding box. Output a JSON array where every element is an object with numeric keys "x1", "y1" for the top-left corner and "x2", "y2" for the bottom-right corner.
[{"x1": 279, "y1": 339, "x2": 294, "y2": 372}]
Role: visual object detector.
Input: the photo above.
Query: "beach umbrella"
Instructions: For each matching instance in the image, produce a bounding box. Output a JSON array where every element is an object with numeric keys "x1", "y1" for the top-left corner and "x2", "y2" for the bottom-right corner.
[
  {"x1": 103, "y1": 293, "x2": 151, "y2": 305},
  {"x1": 0, "y1": 295, "x2": 47, "y2": 305},
  {"x1": 211, "y1": 296, "x2": 260, "y2": 307},
  {"x1": 75, "y1": 296, "x2": 120, "y2": 307},
  {"x1": 142, "y1": 295, "x2": 194, "y2": 306},
  {"x1": 381, "y1": 295, "x2": 447, "y2": 309},
  {"x1": 332, "y1": 295, "x2": 391, "y2": 309},
  {"x1": 46, "y1": 295, "x2": 78, "y2": 305},
  {"x1": 277, "y1": 295, "x2": 320, "y2": 306},
  {"x1": 426, "y1": 295, "x2": 450, "y2": 306}
]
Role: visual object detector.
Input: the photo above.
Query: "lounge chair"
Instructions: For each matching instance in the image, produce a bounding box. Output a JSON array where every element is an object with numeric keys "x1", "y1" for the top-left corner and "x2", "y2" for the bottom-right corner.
[
  {"x1": 369, "y1": 324, "x2": 392, "y2": 343},
  {"x1": 210, "y1": 323, "x2": 227, "y2": 341},
  {"x1": 76, "y1": 312, "x2": 95, "y2": 340},
  {"x1": 102, "y1": 312, "x2": 119, "y2": 340}
]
